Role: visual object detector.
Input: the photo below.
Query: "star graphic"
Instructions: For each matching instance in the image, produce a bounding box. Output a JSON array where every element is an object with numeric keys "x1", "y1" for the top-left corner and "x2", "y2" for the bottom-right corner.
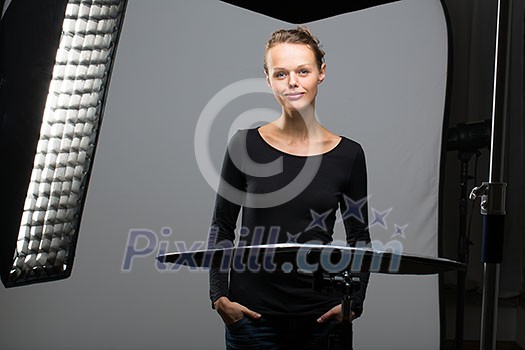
[
  {"x1": 305, "y1": 209, "x2": 332, "y2": 231},
  {"x1": 370, "y1": 207, "x2": 392, "y2": 229},
  {"x1": 341, "y1": 194, "x2": 367, "y2": 223},
  {"x1": 286, "y1": 232, "x2": 301, "y2": 243},
  {"x1": 392, "y1": 223, "x2": 409, "y2": 239}
]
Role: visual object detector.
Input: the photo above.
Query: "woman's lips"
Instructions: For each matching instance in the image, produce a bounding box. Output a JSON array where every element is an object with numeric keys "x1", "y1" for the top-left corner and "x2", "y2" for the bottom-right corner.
[{"x1": 284, "y1": 92, "x2": 304, "y2": 101}]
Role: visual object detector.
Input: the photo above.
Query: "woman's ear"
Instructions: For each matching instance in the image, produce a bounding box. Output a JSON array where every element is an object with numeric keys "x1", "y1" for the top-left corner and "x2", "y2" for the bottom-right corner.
[{"x1": 318, "y1": 63, "x2": 326, "y2": 84}]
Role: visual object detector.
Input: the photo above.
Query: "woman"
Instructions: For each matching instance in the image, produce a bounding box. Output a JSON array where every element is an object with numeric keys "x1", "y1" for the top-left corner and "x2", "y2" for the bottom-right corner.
[{"x1": 209, "y1": 26, "x2": 370, "y2": 349}]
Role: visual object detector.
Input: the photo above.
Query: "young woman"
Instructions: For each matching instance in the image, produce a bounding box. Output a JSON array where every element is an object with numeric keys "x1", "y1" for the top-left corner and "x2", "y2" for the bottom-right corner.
[{"x1": 209, "y1": 26, "x2": 370, "y2": 349}]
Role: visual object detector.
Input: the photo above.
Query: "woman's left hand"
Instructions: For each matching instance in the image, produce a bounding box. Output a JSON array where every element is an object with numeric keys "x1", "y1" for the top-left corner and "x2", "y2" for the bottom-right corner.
[{"x1": 316, "y1": 304, "x2": 355, "y2": 323}]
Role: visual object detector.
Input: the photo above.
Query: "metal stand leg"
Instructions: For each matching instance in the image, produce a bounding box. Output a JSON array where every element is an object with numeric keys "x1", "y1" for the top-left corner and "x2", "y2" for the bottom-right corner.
[
  {"x1": 480, "y1": 264, "x2": 500, "y2": 349},
  {"x1": 456, "y1": 152, "x2": 476, "y2": 350},
  {"x1": 340, "y1": 273, "x2": 354, "y2": 350}
]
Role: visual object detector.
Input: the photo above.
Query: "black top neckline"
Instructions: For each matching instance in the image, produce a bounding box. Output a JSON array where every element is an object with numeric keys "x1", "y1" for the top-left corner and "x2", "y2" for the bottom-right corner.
[{"x1": 254, "y1": 126, "x2": 345, "y2": 158}]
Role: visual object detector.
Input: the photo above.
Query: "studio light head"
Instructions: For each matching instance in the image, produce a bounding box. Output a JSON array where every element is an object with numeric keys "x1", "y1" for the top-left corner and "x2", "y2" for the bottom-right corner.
[{"x1": 447, "y1": 119, "x2": 491, "y2": 153}]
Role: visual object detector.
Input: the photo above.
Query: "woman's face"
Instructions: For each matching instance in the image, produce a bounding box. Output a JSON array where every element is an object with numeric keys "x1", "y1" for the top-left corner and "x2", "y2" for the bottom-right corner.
[{"x1": 265, "y1": 43, "x2": 326, "y2": 113}]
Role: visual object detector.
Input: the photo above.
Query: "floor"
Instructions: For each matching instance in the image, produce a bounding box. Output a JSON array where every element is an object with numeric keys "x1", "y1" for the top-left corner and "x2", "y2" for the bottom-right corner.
[{"x1": 442, "y1": 283, "x2": 525, "y2": 349}]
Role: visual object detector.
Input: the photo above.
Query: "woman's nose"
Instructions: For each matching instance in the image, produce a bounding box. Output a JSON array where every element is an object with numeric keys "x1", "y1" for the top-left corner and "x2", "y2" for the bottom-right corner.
[{"x1": 288, "y1": 73, "x2": 298, "y2": 88}]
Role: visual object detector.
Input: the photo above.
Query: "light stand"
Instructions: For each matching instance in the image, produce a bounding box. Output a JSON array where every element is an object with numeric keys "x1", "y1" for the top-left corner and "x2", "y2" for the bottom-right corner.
[
  {"x1": 456, "y1": 148, "x2": 477, "y2": 350},
  {"x1": 313, "y1": 269, "x2": 361, "y2": 350},
  {"x1": 447, "y1": 120, "x2": 491, "y2": 350},
  {"x1": 470, "y1": 0, "x2": 511, "y2": 348}
]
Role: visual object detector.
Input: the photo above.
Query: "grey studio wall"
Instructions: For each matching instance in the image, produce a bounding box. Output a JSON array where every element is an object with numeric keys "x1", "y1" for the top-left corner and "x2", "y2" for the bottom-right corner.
[{"x1": 0, "y1": 0, "x2": 449, "y2": 349}]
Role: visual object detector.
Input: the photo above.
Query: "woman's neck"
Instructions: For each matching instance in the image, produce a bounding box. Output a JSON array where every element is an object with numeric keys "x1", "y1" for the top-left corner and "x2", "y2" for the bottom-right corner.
[{"x1": 274, "y1": 106, "x2": 323, "y2": 141}]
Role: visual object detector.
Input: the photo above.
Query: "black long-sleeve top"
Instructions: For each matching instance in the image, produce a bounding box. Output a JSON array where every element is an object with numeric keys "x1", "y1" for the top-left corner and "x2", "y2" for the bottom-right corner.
[{"x1": 209, "y1": 126, "x2": 370, "y2": 318}]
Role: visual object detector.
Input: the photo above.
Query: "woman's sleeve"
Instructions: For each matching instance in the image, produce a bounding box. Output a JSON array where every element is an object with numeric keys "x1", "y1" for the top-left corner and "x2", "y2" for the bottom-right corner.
[
  {"x1": 208, "y1": 132, "x2": 245, "y2": 308},
  {"x1": 340, "y1": 144, "x2": 371, "y2": 317}
]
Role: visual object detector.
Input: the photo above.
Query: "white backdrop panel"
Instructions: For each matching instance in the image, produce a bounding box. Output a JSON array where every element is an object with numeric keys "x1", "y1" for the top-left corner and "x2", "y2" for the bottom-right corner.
[{"x1": 0, "y1": 0, "x2": 448, "y2": 349}]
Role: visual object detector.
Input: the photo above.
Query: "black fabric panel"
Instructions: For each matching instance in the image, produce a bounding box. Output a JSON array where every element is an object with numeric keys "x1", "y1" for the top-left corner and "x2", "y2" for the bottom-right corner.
[{"x1": 220, "y1": 0, "x2": 400, "y2": 24}]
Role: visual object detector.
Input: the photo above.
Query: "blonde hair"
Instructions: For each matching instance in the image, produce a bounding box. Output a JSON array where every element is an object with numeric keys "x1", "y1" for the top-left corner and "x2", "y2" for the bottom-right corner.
[{"x1": 264, "y1": 26, "x2": 325, "y2": 74}]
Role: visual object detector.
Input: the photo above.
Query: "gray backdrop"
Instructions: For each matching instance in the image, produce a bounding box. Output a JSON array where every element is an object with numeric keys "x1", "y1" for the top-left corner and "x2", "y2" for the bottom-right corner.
[{"x1": 0, "y1": 0, "x2": 448, "y2": 349}]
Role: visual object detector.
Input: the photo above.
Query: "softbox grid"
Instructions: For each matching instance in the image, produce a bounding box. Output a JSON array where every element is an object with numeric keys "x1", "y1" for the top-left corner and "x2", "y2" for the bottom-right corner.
[{"x1": 8, "y1": 0, "x2": 126, "y2": 285}]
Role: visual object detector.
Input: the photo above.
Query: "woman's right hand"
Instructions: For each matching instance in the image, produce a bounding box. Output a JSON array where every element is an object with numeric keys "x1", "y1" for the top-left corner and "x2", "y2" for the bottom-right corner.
[{"x1": 213, "y1": 296, "x2": 262, "y2": 325}]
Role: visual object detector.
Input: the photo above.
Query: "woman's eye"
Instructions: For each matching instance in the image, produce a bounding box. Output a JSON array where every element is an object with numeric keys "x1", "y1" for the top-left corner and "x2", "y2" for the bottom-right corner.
[
  {"x1": 275, "y1": 72, "x2": 286, "y2": 78},
  {"x1": 299, "y1": 69, "x2": 310, "y2": 75}
]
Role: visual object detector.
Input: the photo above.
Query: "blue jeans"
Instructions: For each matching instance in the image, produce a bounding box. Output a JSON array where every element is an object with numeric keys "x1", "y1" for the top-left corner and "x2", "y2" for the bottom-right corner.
[{"x1": 225, "y1": 315, "x2": 342, "y2": 350}]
